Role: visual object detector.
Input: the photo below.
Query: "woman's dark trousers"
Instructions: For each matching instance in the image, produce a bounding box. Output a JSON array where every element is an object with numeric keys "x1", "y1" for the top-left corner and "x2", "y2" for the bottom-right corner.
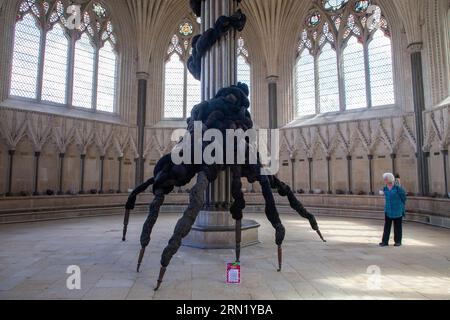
[{"x1": 382, "y1": 215, "x2": 403, "y2": 245}]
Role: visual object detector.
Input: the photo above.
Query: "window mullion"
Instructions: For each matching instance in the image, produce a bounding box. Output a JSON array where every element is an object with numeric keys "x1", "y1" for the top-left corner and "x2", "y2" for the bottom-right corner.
[
  {"x1": 92, "y1": 47, "x2": 100, "y2": 111},
  {"x1": 66, "y1": 34, "x2": 76, "y2": 107},
  {"x1": 314, "y1": 53, "x2": 320, "y2": 114},
  {"x1": 36, "y1": 28, "x2": 47, "y2": 101},
  {"x1": 337, "y1": 46, "x2": 346, "y2": 112},
  {"x1": 183, "y1": 64, "x2": 188, "y2": 119},
  {"x1": 363, "y1": 41, "x2": 372, "y2": 109}
]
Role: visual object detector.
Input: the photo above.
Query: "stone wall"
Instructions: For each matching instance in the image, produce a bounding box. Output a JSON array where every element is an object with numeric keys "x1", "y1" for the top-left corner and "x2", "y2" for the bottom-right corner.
[
  {"x1": 1, "y1": 192, "x2": 448, "y2": 230},
  {"x1": 0, "y1": 107, "x2": 138, "y2": 196}
]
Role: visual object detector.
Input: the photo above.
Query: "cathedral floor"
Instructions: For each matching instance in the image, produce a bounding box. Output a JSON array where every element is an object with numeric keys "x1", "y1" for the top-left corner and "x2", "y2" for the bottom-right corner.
[{"x1": 0, "y1": 213, "x2": 449, "y2": 300}]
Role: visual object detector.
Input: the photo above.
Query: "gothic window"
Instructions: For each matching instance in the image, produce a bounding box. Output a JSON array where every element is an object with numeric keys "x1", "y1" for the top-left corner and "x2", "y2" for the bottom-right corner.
[
  {"x1": 295, "y1": 0, "x2": 395, "y2": 118},
  {"x1": 10, "y1": 0, "x2": 118, "y2": 113},
  {"x1": 164, "y1": 20, "x2": 201, "y2": 119},
  {"x1": 237, "y1": 37, "x2": 251, "y2": 104}
]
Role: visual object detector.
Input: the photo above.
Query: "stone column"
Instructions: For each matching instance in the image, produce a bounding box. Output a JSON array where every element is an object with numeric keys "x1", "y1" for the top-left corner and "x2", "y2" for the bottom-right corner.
[
  {"x1": 79, "y1": 154, "x2": 86, "y2": 194},
  {"x1": 347, "y1": 155, "x2": 353, "y2": 195},
  {"x1": 290, "y1": 157, "x2": 296, "y2": 192},
  {"x1": 368, "y1": 154, "x2": 374, "y2": 195},
  {"x1": 409, "y1": 43, "x2": 429, "y2": 196},
  {"x1": 308, "y1": 157, "x2": 313, "y2": 194},
  {"x1": 267, "y1": 76, "x2": 279, "y2": 129},
  {"x1": 326, "y1": 156, "x2": 332, "y2": 194},
  {"x1": 390, "y1": 153, "x2": 397, "y2": 175},
  {"x1": 135, "y1": 72, "x2": 148, "y2": 186},
  {"x1": 6, "y1": 150, "x2": 15, "y2": 197},
  {"x1": 442, "y1": 150, "x2": 449, "y2": 198},
  {"x1": 57, "y1": 153, "x2": 65, "y2": 195},
  {"x1": 117, "y1": 156, "x2": 123, "y2": 193},
  {"x1": 33, "y1": 152, "x2": 41, "y2": 196},
  {"x1": 184, "y1": 0, "x2": 259, "y2": 249},
  {"x1": 99, "y1": 155, "x2": 105, "y2": 194}
]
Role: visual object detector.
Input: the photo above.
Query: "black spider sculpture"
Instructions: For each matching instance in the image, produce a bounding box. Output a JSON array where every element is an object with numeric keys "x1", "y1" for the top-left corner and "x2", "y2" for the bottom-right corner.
[{"x1": 122, "y1": 83, "x2": 326, "y2": 291}]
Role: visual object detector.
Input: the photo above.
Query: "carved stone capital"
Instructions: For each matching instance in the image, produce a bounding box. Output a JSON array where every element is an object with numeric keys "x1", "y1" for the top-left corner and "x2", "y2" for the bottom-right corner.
[
  {"x1": 407, "y1": 42, "x2": 423, "y2": 54},
  {"x1": 266, "y1": 75, "x2": 279, "y2": 84}
]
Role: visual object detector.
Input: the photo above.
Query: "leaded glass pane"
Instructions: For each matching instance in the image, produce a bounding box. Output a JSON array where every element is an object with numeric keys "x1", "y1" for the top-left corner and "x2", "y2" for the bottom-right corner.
[
  {"x1": 42, "y1": 23, "x2": 68, "y2": 104},
  {"x1": 186, "y1": 70, "x2": 201, "y2": 116},
  {"x1": 10, "y1": 14, "x2": 41, "y2": 99},
  {"x1": 97, "y1": 41, "x2": 117, "y2": 113},
  {"x1": 369, "y1": 30, "x2": 394, "y2": 106},
  {"x1": 318, "y1": 43, "x2": 340, "y2": 113},
  {"x1": 343, "y1": 36, "x2": 367, "y2": 110},
  {"x1": 237, "y1": 55, "x2": 251, "y2": 98},
  {"x1": 72, "y1": 33, "x2": 95, "y2": 109},
  {"x1": 323, "y1": 0, "x2": 349, "y2": 12},
  {"x1": 296, "y1": 52, "x2": 316, "y2": 117},
  {"x1": 164, "y1": 54, "x2": 184, "y2": 118}
]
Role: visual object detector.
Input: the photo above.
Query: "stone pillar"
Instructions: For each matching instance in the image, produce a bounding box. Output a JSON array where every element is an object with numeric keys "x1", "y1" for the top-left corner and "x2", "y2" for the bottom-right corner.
[
  {"x1": 347, "y1": 155, "x2": 353, "y2": 195},
  {"x1": 6, "y1": 150, "x2": 15, "y2": 197},
  {"x1": 326, "y1": 156, "x2": 332, "y2": 194},
  {"x1": 99, "y1": 155, "x2": 105, "y2": 194},
  {"x1": 308, "y1": 157, "x2": 313, "y2": 194},
  {"x1": 267, "y1": 76, "x2": 278, "y2": 129},
  {"x1": 57, "y1": 153, "x2": 65, "y2": 195},
  {"x1": 117, "y1": 156, "x2": 123, "y2": 193},
  {"x1": 368, "y1": 154, "x2": 374, "y2": 195},
  {"x1": 409, "y1": 43, "x2": 429, "y2": 196},
  {"x1": 135, "y1": 72, "x2": 148, "y2": 187},
  {"x1": 390, "y1": 153, "x2": 397, "y2": 175},
  {"x1": 442, "y1": 150, "x2": 449, "y2": 198},
  {"x1": 184, "y1": 0, "x2": 259, "y2": 249},
  {"x1": 33, "y1": 152, "x2": 41, "y2": 196},
  {"x1": 79, "y1": 154, "x2": 86, "y2": 194},
  {"x1": 290, "y1": 157, "x2": 296, "y2": 192}
]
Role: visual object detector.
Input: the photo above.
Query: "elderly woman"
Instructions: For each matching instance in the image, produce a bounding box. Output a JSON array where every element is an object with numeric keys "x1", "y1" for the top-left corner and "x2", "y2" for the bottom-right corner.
[{"x1": 380, "y1": 173, "x2": 407, "y2": 247}]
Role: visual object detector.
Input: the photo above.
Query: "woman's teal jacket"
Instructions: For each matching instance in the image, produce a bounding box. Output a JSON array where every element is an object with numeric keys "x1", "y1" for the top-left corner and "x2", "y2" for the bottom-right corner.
[{"x1": 384, "y1": 185, "x2": 407, "y2": 219}]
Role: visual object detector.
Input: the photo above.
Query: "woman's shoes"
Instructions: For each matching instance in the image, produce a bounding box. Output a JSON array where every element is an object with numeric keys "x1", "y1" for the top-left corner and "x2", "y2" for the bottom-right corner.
[{"x1": 379, "y1": 242, "x2": 402, "y2": 247}]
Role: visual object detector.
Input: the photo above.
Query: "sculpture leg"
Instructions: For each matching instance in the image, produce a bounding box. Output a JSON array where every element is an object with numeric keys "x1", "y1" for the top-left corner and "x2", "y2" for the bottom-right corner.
[
  {"x1": 230, "y1": 165, "x2": 245, "y2": 263},
  {"x1": 136, "y1": 189, "x2": 165, "y2": 272},
  {"x1": 259, "y1": 175, "x2": 285, "y2": 272},
  {"x1": 271, "y1": 176, "x2": 326, "y2": 242},
  {"x1": 122, "y1": 209, "x2": 130, "y2": 242},
  {"x1": 123, "y1": 178, "x2": 155, "y2": 241},
  {"x1": 155, "y1": 172, "x2": 209, "y2": 291}
]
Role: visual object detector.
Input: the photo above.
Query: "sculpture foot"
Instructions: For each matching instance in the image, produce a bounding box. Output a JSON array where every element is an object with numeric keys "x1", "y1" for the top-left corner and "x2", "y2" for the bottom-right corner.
[
  {"x1": 277, "y1": 245, "x2": 282, "y2": 272},
  {"x1": 154, "y1": 267, "x2": 167, "y2": 291},
  {"x1": 316, "y1": 230, "x2": 326, "y2": 242},
  {"x1": 137, "y1": 247, "x2": 146, "y2": 272}
]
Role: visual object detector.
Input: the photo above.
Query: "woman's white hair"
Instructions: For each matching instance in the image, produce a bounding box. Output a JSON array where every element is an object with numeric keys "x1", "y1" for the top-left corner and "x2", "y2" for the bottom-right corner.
[{"x1": 383, "y1": 173, "x2": 395, "y2": 183}]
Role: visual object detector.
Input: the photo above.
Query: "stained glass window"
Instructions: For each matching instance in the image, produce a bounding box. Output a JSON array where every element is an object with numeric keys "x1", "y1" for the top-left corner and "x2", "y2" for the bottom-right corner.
[
  {"x1": 323, "y1": 0, "x2": 349, "y2": 12},
  {"x1": 318, "y1": 43, "x2": 340, "y2": 112},
  {"x1": 179, "y1": 22, "x2": 194, "y2": 37},
  {"x1": 343, "y1": 36, "x2": 367, "y2": 110},
  {"x1": 10, "y1": 0, "x2": 118, "y2": 113},
  {"x1": 164, "y1": 19, "x2": 201, "y2": 119},
  {"x1": 295, "y1": 51, "x2": 316, "y2": 116},
  {"x1": 236, "y1": 37, "x2": 251, "y2": 107},
  {"x1": 97, "y1": 41, "x2": 117, "y2": 113},
  {"x1": 73, "y1": 33, "x2": 95, "y2": 109},
  {"x1": 368, "y1": 29, "x2": 395, "y2": 106},
  {"x1": 42, "y1": 23, "x2": 69, "y2": 104},
  {"x1": 10, "y1": 14, "x2": 41, "y2": 99},
  {"x1": 164, "y1": 54, "x2": 185, "y2": 118},
  {"x1": 295, "y1": 0, "x2": 395, "y2": 118}
]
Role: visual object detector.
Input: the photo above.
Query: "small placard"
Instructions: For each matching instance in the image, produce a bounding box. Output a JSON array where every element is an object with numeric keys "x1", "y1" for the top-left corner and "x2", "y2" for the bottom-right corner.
[{"x1": 226, "y1": 262, "x2": 240, "y2": 284}]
